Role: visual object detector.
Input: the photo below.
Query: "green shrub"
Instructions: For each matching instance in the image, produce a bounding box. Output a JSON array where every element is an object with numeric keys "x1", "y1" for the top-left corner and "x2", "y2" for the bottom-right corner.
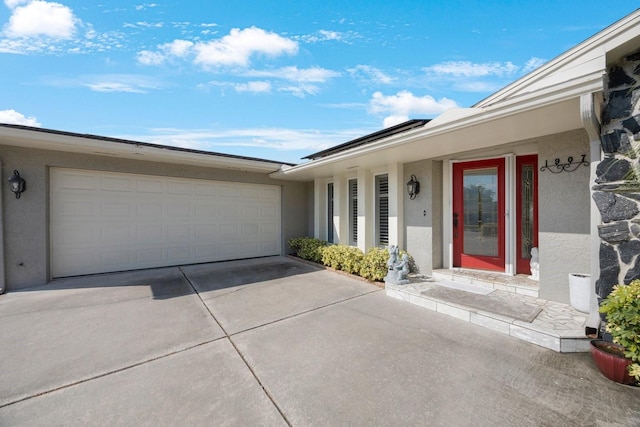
[
  {"x1": 288, "y1": 237, "x2": 328, "y2": 263},
  {"x1": 599, "y1": 279, "x2": 640, "y2": 381},
  {"x1": 359, "y1": 247, "x2": 390, "y2": 281},
  {"x1": 359, "y1": 247, "x2": 416, "y2": 281},
  {"x1": 321, "y1": 245, "x2": 364, "y2": 274}
]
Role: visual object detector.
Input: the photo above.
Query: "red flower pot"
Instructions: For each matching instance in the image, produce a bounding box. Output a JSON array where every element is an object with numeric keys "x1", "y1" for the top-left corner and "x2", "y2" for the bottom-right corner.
[{"x1": 590, "y1": 340, "x2": 636, "y2": 385}]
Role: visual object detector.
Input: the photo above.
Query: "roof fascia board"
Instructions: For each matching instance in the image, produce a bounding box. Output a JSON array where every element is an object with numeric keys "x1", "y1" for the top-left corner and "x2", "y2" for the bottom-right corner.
[
  {"x1": 0, "y1": 126, "x2": 285, "y2": 173},
  {"x1": 475, "y1": 9, "x2": 640, "y2": 108}
]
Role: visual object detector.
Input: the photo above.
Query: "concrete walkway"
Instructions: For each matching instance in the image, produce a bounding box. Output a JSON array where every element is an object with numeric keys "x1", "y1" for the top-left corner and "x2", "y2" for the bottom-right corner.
[{"x1": 0, "y1": 257, "x2": 638, "y2": 426}]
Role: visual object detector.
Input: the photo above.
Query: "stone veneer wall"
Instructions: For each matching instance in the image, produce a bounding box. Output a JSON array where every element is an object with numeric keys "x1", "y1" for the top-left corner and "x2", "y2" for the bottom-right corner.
[{"x1": 594, "y1": 50, "x2": 640, "y2": 317}]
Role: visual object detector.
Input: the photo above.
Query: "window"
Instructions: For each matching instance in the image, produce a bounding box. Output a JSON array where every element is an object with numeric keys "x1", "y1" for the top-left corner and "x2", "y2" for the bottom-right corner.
[
  {"x1": 376, "y1": 175, "x2": 389, "y2": 246},
  {"x1": 349, "y1": 179, "x2": 358, "y2": 245},
  {"x1": 327, "y1": 182, "x2": 334, "y2": 243}
]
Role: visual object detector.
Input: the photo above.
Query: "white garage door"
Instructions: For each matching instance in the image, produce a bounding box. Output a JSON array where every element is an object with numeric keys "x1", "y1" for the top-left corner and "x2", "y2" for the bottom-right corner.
[{"x1": 50, "y1": 168, "x2": 281, "y2": 277}]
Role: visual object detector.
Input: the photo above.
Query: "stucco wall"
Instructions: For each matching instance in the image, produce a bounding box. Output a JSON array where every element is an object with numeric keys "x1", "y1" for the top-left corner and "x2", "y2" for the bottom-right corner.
[
  {"x1": 0, "y1": 145, "x2": 308, "y2": 291},
  {"x1": 537, "y1": 129, "x2": 591, "y2": 303},
  {"x1": 404, "y1": 159, "x2": 443, "y2": 274}
]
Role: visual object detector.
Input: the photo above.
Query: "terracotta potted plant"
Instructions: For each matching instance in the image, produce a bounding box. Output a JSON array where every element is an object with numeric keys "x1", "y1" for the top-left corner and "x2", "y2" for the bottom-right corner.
[{"x1": 592, "y1": 279, "x2": 640, "y2": 386}]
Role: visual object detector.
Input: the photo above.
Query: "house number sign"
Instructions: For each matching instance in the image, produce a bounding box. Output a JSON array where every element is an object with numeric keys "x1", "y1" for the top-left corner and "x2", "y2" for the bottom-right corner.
[{"x1": 540, "y1": 154, "x2": 588, "y2": 173}]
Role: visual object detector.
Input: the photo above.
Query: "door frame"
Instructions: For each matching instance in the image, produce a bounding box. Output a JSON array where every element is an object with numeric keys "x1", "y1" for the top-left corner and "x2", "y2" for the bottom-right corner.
[
  {"x1": 452, "y1": 157, "x2": 506, "y2": 271},
  {"x1": 447, "y1": 154, "x2": 538, "y2": 275},
  {"x1": 515, "y1": 155, "x2": 539, "y2": 274}
]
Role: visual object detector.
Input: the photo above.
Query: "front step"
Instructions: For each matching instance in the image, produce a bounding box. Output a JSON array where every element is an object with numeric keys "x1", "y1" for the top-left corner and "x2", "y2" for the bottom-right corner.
[
  {"x1": 432, "y1": 269, "x2": 540, "y2": 298},
  {"x1": 386, "y1": 278, "x2": 591, "y2": 353}
]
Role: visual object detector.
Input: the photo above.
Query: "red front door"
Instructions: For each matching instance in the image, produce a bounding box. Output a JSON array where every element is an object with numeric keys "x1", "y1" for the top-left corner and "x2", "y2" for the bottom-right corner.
[{"x1": 453, "y1": 158, "x2": 505, "y2": 271}]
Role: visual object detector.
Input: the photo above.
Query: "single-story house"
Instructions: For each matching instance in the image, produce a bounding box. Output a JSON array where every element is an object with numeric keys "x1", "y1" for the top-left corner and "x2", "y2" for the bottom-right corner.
[
  {"x1": 1, "y1": 9, "x2": 640, "y2": 329},
  {"x1": 272, "y1": 8, "x2": 640, "y2": 311}
]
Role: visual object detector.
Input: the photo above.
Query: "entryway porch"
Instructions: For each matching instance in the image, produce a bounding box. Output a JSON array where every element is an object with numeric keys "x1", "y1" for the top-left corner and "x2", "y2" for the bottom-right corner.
[{"x1": 387, "y1": 268, "x2": 591, "y2": 353}]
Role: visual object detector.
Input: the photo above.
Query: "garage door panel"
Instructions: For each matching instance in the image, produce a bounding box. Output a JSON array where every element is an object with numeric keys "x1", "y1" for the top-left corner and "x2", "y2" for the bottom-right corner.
[
  {"x1": 137, "y1": 202, "x2": 164, "y2": 217},
  {"x1": 136, "y1": 179, "x2": 164, "y2": 193},
  {"x1": 195, "y1": 183, "x2": 217, "y2": 197},
  {"x1": 51, "y1": 169, "x2": 281, "y2": 277},
  {"x1": 102, "y1": 176, "x2": 133, "y2": 192},
  {"x1": 57, "y1": 171, "x2": 100, "y2": 190}
]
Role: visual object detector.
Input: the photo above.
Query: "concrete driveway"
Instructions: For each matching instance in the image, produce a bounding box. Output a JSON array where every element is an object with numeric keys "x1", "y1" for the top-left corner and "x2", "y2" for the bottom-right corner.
[{"x1": 0, "y1": 256, "x2": 638, "y2": 426}]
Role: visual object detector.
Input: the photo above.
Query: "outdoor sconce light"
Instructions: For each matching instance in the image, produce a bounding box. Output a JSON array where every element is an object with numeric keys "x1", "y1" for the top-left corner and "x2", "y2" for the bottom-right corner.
[
  {"x1": 406, "y1": 174, "x2": 420, "y2": 200},
  {"x1": 8, "y1": 170, "x2": 26, "y2": 199}
]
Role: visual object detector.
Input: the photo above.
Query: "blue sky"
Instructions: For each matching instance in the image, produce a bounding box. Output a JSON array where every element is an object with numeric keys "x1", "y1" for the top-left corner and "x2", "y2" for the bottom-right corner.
[{"x1": 0, "y1": 1, "x2": 637, "y2": 164}]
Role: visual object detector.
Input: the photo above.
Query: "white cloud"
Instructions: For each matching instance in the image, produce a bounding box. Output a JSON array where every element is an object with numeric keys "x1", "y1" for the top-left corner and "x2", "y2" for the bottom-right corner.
[
  {"x1": 244, "y1": 66, "x2": 340, "y2": 83},
  {"x1": 234, "y1": 81, "x2": 271, "y2": 94},
  {"x1": 137, "y1": 27, "x2": 298, "y2": 69},
  {"x1": 368, "y1": 90, "x2": 458, "y2": 126},
  {"x1": 296, "y1": 29, "x2": 358, "y2": 44},
  {"x1": 4, "y1": 1, "x2": 77, "y2": 39},
  {"x1": 347, "y1": 65, "x2": 394, "y2": 84},
  {"x1": 0, "y1": 109, "x2": 41, "y2": 126},
  {"x1": 383, "y1": 115, "x2": 409, "y2": 128},
  {"x1": 137, "y1": 39, "x2": 194, "y2": 65},
  {"x1": 130, "y1": 21, "x2": 163, "y2": 29},
  {"x1": 163, "y1": 39, "x2": 193, "y2": 57},
  {"x1": 85, "y1": 82, "x2": 146, "y2": 93},
  {"x1": 137, "y1": 49, "x2": 165, "y2": 65},
  {"x1": 193, "y1": 26, "x2": 298, "y2": 67},
  {"x1": 522, "y1": 57, "x2": 547, "y2": 73},
  {"x1": 424, "y1": 61, "x2": 519, "y2": 77},
  {"x1": 278, "y1": 84, "x2": 321, "y2": 98},
  {"x1": 118, "y1": 126, "x2": 371, "y2": 154},
  {"x1": 66, "y1": 74, "x2": 161, "y2": 93},
  {"x1": 135, "y1": 3, "x2": 157, "y2": 11},
  {"x1": 4, "y1": 0, "x2": 29, "y2": 9}
]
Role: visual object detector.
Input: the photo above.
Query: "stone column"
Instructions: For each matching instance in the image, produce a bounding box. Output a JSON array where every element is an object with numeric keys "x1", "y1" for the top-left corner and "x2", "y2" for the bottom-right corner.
[{"x1": 593, "y1": 50, "x2": 640, "y2": 328}]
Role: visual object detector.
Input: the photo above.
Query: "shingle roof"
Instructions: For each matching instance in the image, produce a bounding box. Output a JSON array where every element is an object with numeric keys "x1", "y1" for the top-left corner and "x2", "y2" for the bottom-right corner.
[
  {"x1": 303, "y1": 119, "x2": 430, "y2": 160},
  {"x1": 0, "y1": 123, "x2": 296, "y2": 167}
]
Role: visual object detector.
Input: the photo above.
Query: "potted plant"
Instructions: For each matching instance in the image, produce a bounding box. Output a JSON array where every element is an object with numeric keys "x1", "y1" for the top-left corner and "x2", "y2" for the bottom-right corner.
[{"x1": 592, "y1": 279, "x2": 640, "y2": 386}]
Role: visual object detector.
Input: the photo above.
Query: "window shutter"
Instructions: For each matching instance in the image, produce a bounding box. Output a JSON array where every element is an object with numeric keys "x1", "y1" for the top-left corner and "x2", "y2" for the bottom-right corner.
[
  {"x1": 349, "y1": 179, "x2": 358, "y2": 245},
  {"x1": 376, "y1": 175, "x2": 389, "y2": 246}
]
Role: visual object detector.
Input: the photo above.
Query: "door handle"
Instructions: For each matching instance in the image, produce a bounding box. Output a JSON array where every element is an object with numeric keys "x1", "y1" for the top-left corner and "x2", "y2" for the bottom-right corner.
[{"x1": 453, "y1": 212, "x2": 458, "y2": 238}]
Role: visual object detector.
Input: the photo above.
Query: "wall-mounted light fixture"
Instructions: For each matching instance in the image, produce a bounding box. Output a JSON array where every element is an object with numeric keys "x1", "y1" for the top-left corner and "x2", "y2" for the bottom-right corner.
[
  {"x1": 406, "y1": 174, "x2": 420, "y2": 200},
  {"x1": 8, "y1": 170, "x2": 26, "y2": 199}
]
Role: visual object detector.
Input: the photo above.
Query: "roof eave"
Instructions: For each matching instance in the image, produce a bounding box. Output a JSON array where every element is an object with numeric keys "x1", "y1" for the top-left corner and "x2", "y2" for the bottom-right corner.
[{"x1": 0, "y1": 125, "x2": 291, "y2": 174}]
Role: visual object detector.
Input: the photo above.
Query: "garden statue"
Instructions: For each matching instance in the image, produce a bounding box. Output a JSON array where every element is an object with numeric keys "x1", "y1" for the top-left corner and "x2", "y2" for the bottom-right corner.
[
  {"x1": 384, "y1": 246, "x2": 410, "y2": 285},
  {"x1": 387, "y1": 245, "x2": 398, "y2": 270},
  {"x1": 529, "y1": 247, "x2": 539, "y2": 281}
]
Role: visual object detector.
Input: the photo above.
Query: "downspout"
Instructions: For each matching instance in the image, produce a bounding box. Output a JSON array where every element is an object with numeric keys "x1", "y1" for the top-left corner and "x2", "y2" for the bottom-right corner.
[
  {"x1": 580, "y1": 92, "x2": 602, "y2": 334},
  {"x1": 0, "y1": 159, "x2": 5, "y2": 294}
]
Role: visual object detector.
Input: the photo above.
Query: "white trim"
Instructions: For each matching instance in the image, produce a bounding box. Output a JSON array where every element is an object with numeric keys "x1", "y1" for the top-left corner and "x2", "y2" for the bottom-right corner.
[
  {"x1": 0, "y1": 159, "x2": 5, "y2": 294},
  {"x1": 581, "y1": 92, "x2": 603, "y2": 329},
  {"x1": 505, "y1": 154, "x2": 516, "y2": 275},
  {"x1": 445, "y1": 161, "x2": 453, "y2": 269},
  {"x1": 447, "y1": 154, "x2": 522, "y2": 275},
  {"x1": 0, "y1": 126, "x2": 286, "y2": 174}
]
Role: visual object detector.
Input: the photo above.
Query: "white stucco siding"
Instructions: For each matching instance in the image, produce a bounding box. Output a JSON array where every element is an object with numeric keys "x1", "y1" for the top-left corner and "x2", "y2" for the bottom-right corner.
[{"x1": 537, "y1": 129, "x2": 592, "y2": 303}]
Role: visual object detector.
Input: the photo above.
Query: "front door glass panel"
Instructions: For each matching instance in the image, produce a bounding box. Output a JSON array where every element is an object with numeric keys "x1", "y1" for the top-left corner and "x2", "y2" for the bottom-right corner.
[{"x1": 463, "y1": 168, "x2": 499, "y2": 257}]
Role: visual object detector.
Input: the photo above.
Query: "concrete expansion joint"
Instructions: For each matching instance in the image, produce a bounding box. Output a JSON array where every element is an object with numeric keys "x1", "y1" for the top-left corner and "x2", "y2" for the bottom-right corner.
[
  {"x1": 179, "y1": 267, "x2": 293, "y2": 427},
  {"x1": 0, "y1": 339, "x2": 222, "y2": 410}
]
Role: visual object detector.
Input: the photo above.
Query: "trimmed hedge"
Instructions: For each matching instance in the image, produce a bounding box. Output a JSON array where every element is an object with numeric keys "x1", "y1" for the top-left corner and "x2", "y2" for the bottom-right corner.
[
  {"x1": 359, "y1": 247, "x2": 390, "y2": 281},
  {"x1": 288, "y1": 236, "x2": 328, "y2": 263},
  {"x1": 322, "y1": 245, "x2": 364, "y2": 275},
  {"x1": 288, "y1": 237, "x2": 415, "y2": 283}
]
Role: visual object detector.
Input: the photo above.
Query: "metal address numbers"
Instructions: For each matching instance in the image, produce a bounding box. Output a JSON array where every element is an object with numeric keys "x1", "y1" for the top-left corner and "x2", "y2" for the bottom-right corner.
[{"x1": 540, "y1": 154, "x2": 588, "y2": 173}]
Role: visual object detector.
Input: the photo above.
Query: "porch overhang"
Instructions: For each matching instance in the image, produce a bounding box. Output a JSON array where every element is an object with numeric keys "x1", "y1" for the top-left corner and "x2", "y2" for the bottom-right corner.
[{"x1": 272, "y1": 72, "x2": 603, "y2": 181}]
